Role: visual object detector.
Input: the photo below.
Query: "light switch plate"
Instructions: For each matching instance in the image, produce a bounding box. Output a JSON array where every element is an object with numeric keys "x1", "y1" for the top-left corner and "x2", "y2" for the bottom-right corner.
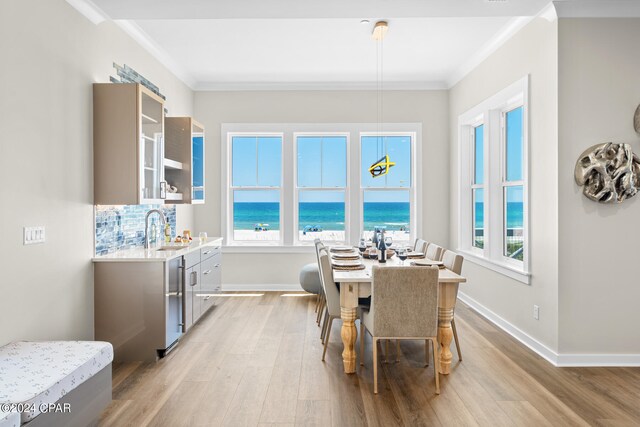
[{"x1": 24, "y1": 226, "x2": 45, "y2": 245}]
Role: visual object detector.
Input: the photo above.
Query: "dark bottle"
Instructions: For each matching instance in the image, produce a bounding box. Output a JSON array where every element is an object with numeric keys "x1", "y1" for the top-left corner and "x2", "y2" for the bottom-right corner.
[{"x1": 378, "y1": 230, "x2": 387, "y2": 263}]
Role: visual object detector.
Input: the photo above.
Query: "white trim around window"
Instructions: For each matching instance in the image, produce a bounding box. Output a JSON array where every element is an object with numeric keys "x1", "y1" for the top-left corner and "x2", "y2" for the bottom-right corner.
[
  {"x1": 457, "y1": 76, "x2": 530, "y2": 284},
  {"x1": 221, "y1": 123, "x2": 422, "y2": 250}
]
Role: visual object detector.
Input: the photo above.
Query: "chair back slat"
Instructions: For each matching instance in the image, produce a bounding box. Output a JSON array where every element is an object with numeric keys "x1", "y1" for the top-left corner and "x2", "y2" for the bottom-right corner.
[{"x1": 370, "y1": 266, "x2": 439, "y2": 338}]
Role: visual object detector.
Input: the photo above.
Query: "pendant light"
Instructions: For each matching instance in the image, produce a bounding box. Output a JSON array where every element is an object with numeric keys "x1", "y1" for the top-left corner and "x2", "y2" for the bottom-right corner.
[{"x1": 369, "y1": 21, "x2": 395, "y2": 178}]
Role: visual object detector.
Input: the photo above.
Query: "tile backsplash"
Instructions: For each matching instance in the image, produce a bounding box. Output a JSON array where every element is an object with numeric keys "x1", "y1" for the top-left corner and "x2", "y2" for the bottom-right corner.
[{"x1": 95, "y1": 205, "x2": 177, "y2": 255}]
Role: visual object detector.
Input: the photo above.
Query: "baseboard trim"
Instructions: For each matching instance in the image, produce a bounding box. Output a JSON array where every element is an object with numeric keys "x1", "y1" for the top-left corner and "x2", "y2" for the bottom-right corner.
[
  {"x1": 458, "y1": 292, "x2": 640, "y2": 367},
  {"x1": 457, "y1": 292, "x2": 559, "y2": 366},
  {"x1": 222, "y1": 283, "x2": 303, "y2": 292}
]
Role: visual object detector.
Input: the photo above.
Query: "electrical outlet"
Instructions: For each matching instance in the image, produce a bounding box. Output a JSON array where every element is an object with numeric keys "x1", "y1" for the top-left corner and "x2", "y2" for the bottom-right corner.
[
  {"x1": 533, "y1": 305, "x2": 540, "y2": 320},
  {"x1": 24, "y1": 226, "x2": 46, "y2": 245}
]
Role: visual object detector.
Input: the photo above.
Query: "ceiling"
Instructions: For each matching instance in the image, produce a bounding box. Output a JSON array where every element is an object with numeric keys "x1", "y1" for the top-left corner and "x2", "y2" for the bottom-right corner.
[{"x1": 75, "y1": 0, "x2": 560, "y2": 90}]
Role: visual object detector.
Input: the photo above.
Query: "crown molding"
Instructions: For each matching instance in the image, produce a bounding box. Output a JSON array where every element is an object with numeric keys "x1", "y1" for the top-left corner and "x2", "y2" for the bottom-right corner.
[
  {"x1": 446, "y1": 15, "x2": 534, "y2": 89},
  {"x1": 114, "y1": 20, "x2": 197, "y2": 89},
  {"x1": 65, "y1": 0, "x2": 108, "y2": 25},
  {"x1": 195, "y1": 80, "x2": 448, "y2": 91},
  {"x1": 553, "y1": 0, "x2": 640, "y2": 18}
]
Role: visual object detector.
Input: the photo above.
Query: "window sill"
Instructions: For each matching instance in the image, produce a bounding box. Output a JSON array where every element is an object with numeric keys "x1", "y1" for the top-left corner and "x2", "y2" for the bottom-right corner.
[
  {"x1": 457, "y1": 249, "x2": 531, "y2": 285},
  {"x1": 223, "y1": 245, "x2": 316, "y2": 254}
]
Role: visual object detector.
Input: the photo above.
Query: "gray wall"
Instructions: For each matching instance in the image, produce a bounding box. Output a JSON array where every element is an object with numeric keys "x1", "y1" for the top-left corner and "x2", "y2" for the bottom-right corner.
[
  {"x1": 449, "y1": 17, "x2": 560, "y2": 351},
  {"x1": 193, "y1": 90, "x2": 450, "y2": 285},
  {"x1": 0, "y1": 0, "x2": 194, "y2": 346},
  {"x1": 558, "y1": 18, "x2": 640, "y2": 354}
]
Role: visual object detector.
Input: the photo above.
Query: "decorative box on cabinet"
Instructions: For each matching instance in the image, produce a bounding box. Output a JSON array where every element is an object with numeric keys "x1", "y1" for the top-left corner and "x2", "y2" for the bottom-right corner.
[
  {"x1": 164, "y1": 117, "x2": 205, "y2": 204},
  {"x1": 93, "y1": 83, "x2": 166, "y2": 205}
]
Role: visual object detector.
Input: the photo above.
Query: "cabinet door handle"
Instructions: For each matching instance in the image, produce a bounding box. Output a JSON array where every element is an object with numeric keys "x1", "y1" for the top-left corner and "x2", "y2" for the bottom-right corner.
[
  {"x1": 203, "y1": 269, "x2": 212, "y2": 275},
  {"x1": 214, "y1": 264, "x2": 220, "y2": 268},
  {"x1": 203, "y1": 250, "x2": 211, "y2": 255},
  {"x1": 190, "y1": 271, "x2": 198, "y2": 286}
]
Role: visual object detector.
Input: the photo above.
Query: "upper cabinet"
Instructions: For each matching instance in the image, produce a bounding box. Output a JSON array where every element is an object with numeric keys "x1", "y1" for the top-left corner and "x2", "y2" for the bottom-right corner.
[
  {"x1": 165, "y1": 118, "x2": 205, "y2": 204},
  {"x1": 93, "y1": 83, "x2": 166, "y2": 205}
]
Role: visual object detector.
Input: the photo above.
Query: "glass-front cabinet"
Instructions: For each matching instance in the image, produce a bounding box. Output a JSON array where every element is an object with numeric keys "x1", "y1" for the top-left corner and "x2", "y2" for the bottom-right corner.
[
  {"x1": 164, "y1": 117, "x2": 205, "y2": 204},
  {"x1": 93, "y1": 83, "x2": 166, "y2": 205}
]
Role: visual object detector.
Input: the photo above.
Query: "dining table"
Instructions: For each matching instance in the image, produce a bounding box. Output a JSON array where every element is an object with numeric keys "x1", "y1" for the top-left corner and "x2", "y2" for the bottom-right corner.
[{"x1": 332, "y1": 251, "x2": 467, "y2": 376}]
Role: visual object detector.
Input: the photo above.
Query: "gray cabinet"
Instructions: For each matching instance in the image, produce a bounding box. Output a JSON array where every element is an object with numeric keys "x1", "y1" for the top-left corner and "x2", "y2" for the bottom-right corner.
[{"x1": 182, "y1": 245, "x2": 221, "y2": 331}]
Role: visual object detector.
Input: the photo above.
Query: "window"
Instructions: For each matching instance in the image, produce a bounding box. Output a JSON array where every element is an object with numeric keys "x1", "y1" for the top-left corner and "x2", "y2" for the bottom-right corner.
[
  {"x1": 230, "y1": 135, "x2": 282, "y2": 242},
  {"x1": 458, "y1": 77, "x2": 529, "y2": 282},
  {"x1": 472, "y1": 124, "x2": 484, "y2": 250},
  {"x1": 222, "y1": 124, "x2": 421, "y2": 248},
  {"x1": 361, "y1": 135, "x2": 413, "y2": 244},
  {"x1": 296, "y1": 135, "x2": 347, "y2": 242}
]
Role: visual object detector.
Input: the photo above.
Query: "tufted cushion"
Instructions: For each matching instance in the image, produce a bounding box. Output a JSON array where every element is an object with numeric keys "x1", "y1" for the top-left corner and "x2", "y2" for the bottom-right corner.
[
  {"x1": 0, "y1": 341, "x2": 113, "y2": 424},
  {"x1": 299, "y1": 263, "x2": 322, "y2": 294}
]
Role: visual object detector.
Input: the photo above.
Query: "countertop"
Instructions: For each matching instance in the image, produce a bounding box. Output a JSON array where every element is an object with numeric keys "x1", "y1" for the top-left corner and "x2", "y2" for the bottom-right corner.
[{"x1": 92, "y1": 237, "x2": 223, "y2": 263}]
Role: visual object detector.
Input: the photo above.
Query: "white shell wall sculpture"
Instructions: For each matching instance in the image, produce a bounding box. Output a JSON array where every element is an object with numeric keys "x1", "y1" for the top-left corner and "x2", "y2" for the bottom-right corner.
[
  {"x1": 574, "y1": 142, "x2": 640, "y2": 203},
  {"x1": 634, "y1": 104, "x2": 640, "y2": 135}
]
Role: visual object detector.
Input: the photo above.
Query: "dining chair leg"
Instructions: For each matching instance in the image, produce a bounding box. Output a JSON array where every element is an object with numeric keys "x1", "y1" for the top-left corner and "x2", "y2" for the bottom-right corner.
[
  {"x1": 314, "y1": 292, "x2": 320, "y2": 313},
  {"x1": 396, "y1": 340, "x2": 400, "y2": 363},
  {"x1": 360, "y1": 322, "x2": 366, "y2": 366},
  {"x1": 432, "y1": 338, "x2": 440, "y2": 394},
  {"x1": 373, "y1": 338, "x2": 379, "y2": 394},
  {"x1": 316, "y1": 296, "x2": 324, "y2": 325},
  {"x1": 425, "y1": 340, "x2": 430, "y2": 367},
  {"x1": 384, "y1": 340, "x2": 389, "y2": 363},
  {"x1": 452, "y1": 318, "x2": 462, "y2": 361},
  {"x1": 322, "y1": 317, "x2": 334, "y2": 361},
  {"x1": 320, "y1": 308, "x2": 329, "y2": 342}
]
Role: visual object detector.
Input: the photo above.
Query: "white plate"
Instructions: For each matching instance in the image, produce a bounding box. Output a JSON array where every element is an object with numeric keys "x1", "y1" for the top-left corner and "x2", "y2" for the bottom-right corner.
[
  {"x1": 330, "y1": 245, "x2": 355, "y2": 252},
  {"x1": 407, "y1": 252, "x2": 425, "y2": 258},
  {"x1": 332, "y1": 259, "x2": 364, "y2": 267},
  {"x1": 332, "y1": 253, "x2": 360, "y2": 259},
  {"x1": 412, "y1": 260, "x2": 444, "y2": 267}
]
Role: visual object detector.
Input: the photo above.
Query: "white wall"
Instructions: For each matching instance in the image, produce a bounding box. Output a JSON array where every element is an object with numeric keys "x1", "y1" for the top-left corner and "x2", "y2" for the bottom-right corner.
[
  {"x1": 193, "y1": 90, "x2": 449, "y2": 285},
  {"x1": 0, "y1": 0, "x2": 194, "y2": 345},
  {"x1": 449, "y1": 17, "x2": 560, "y2": 351},
  {"x1": 558, "y1": 18, "x2": 640, "y2": 354}
]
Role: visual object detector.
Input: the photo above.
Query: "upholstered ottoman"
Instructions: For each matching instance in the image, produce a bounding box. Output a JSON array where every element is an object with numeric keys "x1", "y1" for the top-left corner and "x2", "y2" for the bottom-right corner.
[{"x1": 299, "y1": 263, "x2": 322, "y2": 294}]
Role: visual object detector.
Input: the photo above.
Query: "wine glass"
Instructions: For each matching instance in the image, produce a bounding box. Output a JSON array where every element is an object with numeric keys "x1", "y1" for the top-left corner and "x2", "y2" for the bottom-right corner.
[
  {"x1": 397, "y1": 247, "x2": 408, "y2": 265},
  {"x1": 368, "y1": 247, "x2": 378, "y2": 261},
  {"x1": 358, "y1": 239, "x2": 366, "y2": 257},
  {"x1": 385, "y1": 236, "x2": 392, "y2": 248}
]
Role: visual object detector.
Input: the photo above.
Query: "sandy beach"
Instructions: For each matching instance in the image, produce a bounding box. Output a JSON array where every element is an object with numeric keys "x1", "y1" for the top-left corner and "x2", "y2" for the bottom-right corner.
[{"x1": 233, "y1": 229, "x2": 412, "y2": 244}]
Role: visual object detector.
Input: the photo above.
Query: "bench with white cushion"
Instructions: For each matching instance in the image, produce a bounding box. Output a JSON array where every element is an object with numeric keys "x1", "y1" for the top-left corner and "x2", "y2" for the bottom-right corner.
[{"x1": 0, "y1": 341, "x2": 113, "y2": 427}]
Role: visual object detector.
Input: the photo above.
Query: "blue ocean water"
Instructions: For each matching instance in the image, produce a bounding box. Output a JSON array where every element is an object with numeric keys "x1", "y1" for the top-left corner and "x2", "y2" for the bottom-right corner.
[
  {"x1": 233, "y1": 202, "x2": 411, "y2": 231},
  {"x1": 475, "y1": 202, "x2": 523, "y2": 228}
]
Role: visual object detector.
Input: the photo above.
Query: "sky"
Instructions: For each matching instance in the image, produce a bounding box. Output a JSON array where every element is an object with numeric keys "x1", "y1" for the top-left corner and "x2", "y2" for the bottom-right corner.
[{"x1": 232, "y1": 135, "x2": 412, "y2": 203}]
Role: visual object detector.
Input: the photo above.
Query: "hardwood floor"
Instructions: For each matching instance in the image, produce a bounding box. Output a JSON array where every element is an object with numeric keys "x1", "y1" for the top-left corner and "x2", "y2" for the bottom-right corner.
[{"x1": 99, "y1": 292, "x2": 640, "y2": 426}]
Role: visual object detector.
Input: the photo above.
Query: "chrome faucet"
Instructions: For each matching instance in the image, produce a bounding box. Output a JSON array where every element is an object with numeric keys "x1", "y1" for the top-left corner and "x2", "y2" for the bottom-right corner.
[{"x1": 144, "y1": 209, "x2": 167, "y2": 249}]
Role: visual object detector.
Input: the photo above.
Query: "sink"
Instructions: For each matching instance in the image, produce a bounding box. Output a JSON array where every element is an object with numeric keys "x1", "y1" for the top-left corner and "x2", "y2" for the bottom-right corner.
[{"x1": 155, "y1": 246, "x2": 188, "y2": 251}]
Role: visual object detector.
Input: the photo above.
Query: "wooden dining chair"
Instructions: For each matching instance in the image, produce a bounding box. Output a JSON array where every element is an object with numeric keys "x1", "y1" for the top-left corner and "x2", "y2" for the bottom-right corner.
[
  {"x1": 425, "y1": 243, "x2": 444, "y2": 261},
  {"x1": 414, "y1": 238, "x2": 428, "y2": 253},
  {"x1": 442, "y1": 249, "x2": 464, "y2": 361},
  {"x1": 314, "y1": 239, "x2": 327, "y2": 327},
  {"x1": 360, "y1": 266, "x2": 440, "y2": 394}
]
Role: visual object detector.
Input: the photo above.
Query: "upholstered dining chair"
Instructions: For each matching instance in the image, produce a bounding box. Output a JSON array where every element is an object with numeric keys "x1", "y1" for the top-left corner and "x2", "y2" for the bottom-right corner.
[
  {"x1": 414, "y1": 238, "x2": 428, "y2": 253},
  {"x1": 314, "y1": 239, "x2": 327, "y2": 327},
  {"x1": 317, "y1": 248, "x2": 351, "y2": 362},
  {"x1": 442, "y1": 249, "x2": 464, "y2": 361},
  {"x1": 360, "y1": 266, "x2": 440, "y2": 394},
  {"x1": 425, "y1": 243, "x2": 444, "y2": 261}
]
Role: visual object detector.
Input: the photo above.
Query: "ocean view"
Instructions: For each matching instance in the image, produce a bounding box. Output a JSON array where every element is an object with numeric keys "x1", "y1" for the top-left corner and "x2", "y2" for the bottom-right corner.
[
  {"x1": 234, "y1": 202, "x2": 411, "y2": 230},
  {"x1": 475, "y1": 202, "x2": 524, "y2": 229}
]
